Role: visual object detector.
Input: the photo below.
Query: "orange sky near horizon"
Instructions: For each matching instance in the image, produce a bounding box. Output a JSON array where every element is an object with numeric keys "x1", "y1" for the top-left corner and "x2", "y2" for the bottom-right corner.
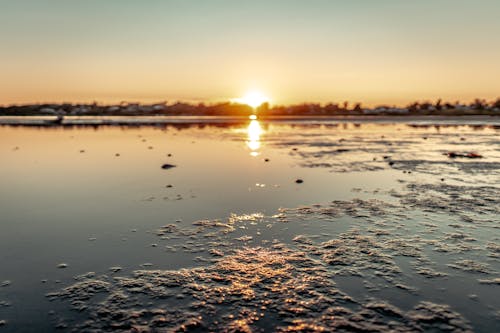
[{"x1": 1, "y1": 1, "x2": 499, "y2": 107}]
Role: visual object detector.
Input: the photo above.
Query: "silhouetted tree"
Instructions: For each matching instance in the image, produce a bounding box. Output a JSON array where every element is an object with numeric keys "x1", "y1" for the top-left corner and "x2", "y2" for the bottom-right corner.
[
  {"x1": 435, "y1": 99, "x2": 442, "y2": 111},
  {"x1": 492, "y1": 98, "x2": 500, "y2": 109},
  {"x1": 352, "y1": 103, "x2": 362, "y2": 113}
]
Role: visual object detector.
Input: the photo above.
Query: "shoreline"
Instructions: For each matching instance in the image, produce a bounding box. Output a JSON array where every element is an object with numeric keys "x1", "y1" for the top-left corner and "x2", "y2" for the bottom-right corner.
[{"x1": 1, "y1": 115, "x2": 499, "y2": 126}]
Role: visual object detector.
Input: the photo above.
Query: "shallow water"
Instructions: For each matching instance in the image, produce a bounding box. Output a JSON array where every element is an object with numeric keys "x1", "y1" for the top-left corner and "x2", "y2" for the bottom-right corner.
[{"x1": 0, "y1": 119, "x2": 499, "y2": 332}]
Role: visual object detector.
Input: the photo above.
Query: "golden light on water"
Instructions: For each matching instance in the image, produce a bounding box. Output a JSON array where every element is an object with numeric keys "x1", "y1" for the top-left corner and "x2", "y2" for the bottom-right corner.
[{"x1": 246, "y1": 119, "x2": 263, "y2": 156}]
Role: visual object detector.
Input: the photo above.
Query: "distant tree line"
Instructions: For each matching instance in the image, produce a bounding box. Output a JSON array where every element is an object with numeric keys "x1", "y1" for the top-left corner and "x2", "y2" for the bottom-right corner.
[{"x1": 1, "y1": 98, "x2": 499, "y2": 116}]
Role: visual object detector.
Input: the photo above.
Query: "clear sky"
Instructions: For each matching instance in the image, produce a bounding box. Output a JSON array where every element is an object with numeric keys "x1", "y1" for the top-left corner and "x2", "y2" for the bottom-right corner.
[{"x1": 1, "y1": 0, "x2": 499, "y2": 106}]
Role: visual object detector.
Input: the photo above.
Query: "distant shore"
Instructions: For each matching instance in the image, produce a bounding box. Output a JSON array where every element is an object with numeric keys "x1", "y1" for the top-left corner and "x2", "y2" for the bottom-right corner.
[
  {"x1": 1, "y1": 99, "x2": 499, "y2": 118},
  {"x1": 1, "y1": 115, "x2": 499, "y2": 126}
]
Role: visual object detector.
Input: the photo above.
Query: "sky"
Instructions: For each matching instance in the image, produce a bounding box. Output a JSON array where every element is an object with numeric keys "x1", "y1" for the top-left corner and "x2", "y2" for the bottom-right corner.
[{"x1": 1, "y1": 0, "x2": 499, "y2": 106}]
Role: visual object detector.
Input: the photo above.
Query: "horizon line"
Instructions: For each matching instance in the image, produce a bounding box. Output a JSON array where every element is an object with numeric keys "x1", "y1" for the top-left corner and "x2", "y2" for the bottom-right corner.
[{"x1": 2, "y1": 96, "x2": 500, "y2": 109}]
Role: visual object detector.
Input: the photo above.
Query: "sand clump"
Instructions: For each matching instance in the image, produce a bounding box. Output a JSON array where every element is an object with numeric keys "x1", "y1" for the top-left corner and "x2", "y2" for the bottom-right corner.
[
  {"x1": 47, "y1": 247, "x2": 472, "y2": 332},
  {"x1": 47, "y1": 170, "x2": 499, "y2": 331}
]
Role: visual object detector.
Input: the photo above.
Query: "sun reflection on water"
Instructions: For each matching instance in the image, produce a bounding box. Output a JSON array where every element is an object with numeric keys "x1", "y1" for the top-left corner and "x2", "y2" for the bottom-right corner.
[{"x1": 246, "y1": 118, "x2": 263, "y2": 156}]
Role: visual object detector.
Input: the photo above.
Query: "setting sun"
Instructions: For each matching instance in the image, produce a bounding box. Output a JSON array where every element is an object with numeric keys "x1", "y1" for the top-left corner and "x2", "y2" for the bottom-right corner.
[{"x1": 235, "y1": 91, "x2": 269, "y2": 108}]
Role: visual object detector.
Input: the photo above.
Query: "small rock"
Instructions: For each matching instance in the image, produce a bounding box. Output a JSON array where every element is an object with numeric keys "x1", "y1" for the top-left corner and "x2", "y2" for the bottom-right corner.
[
  {"x1": 264, "y1": 158, "x2": 270, "y2": 162},
  {"x1": 445, "y1": 151, "x2": 482, "y2": 159},
  {"x1": 79, "y1": 150, "x2": 85, "y2": 153},
  {"x1": 0, "y1": 320, "x2": 7, "y2": 326},
  {"x1": 166, "y1": 184, "x2": 173, "y2": 188},
  {"x1": 388, "y1": 161, "x2": 394, "y2": 166},
  {"x1": 115, "y1": 153, "x2": 120, "y2": 157},
  {"x1": 295, "y1": 179, "x2": 304, "y2": 184},
  {"x1": 161, "y1": 164, "x2": 176, "y2": 170},
  {"x1": 57, "y1": 263, "x2": 68, "y2": 269},
  {"x1": 0, "y1": 281, "x2": 11, "y2": 287},
  {"x1": 167, "y1": 153, "x2": 172, "y2": 157},
  {"x1": 109, "y1": 267, "x2": 122, "y2": 273}
]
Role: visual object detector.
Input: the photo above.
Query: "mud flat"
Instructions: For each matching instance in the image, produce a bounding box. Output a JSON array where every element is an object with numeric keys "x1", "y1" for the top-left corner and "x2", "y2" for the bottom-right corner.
[{"x1": 0, "y1": 121, "x2": 498, "y2": 332}]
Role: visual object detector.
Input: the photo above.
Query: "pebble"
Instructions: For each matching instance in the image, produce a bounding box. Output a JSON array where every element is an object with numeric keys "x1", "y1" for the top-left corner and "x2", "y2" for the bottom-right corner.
[
  {"x1": 0, "y1": 281, "x2": 11, "y2": 287},
  {"x1": 57, "y1": 263, "x2": 68, "y2": 269},
  {"x1": 295, "y1": 179, "x2": 304, "y2": 184},
  {"x1": 161, "y1": 164, "x2": 177, "y2": 170}
]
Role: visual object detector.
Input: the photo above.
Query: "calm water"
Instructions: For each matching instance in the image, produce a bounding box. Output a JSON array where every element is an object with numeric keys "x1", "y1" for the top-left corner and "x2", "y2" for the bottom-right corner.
[{"x1": 0, "y1": 119, "x2": 499, "y2": 332}]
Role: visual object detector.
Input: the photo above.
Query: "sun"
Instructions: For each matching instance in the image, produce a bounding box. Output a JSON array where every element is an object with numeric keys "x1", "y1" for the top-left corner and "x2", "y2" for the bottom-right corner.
[{"x1": 234, "y1": 90, "x2": 269, "y2": 108}]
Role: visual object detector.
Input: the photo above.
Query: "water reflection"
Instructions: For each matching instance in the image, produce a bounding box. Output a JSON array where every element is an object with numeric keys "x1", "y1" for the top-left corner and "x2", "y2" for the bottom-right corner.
[{"x1": 246, "y1": 119, "x2": 263, "y2": 156}]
